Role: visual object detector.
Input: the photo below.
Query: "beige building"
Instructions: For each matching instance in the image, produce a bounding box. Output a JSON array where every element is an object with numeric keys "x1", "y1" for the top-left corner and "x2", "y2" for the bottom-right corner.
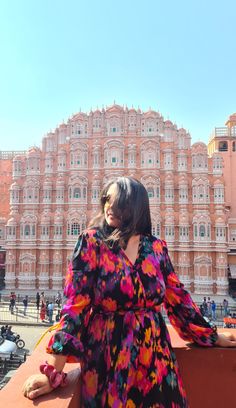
[
  {"x1": 208, "y1": 113, "x2": 236, "y2": 285},
  {"x1": 4, "y1": 105, "x2": 235, "y2": 295}
]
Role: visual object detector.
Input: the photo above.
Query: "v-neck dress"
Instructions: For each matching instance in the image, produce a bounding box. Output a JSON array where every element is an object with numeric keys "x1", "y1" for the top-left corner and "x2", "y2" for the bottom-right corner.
[{"x1": 47, "y1": 229, "x2": 218, "y2": 408}]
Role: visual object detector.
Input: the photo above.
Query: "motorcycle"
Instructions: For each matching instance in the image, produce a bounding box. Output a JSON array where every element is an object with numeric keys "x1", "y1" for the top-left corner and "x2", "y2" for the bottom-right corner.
[{"x1": 0, "y1": 326, "x2": 25, "y2": 349}]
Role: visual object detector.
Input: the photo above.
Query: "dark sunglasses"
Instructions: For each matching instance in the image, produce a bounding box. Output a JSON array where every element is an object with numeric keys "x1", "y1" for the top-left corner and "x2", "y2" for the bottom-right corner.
[{"x1": 101, "y1": 194, "x2": 111, "y2": 204}]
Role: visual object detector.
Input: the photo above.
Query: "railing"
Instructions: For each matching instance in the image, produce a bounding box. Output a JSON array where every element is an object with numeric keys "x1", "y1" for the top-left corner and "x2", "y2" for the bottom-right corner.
[
  {"x1": 0, "y1": 151, "x2": 26, "y2": 159},
  {"x1": 1, "y1": 299, "x2": 234, "y2": 325},
  {"x1": 0, "y1": 304, "x2": 61, "y2": 324}
]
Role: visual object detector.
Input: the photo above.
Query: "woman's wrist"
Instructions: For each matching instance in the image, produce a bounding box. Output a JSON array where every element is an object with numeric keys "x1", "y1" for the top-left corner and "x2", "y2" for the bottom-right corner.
[
  {"x1": 40, "y1": 362, "x2": 68, "y2": 388},
  {"x1": 47, "y1": 354, "x2": 67, "y2": 372}
]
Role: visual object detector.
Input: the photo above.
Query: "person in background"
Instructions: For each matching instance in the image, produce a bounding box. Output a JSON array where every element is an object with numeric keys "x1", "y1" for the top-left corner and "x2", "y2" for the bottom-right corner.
[
  {"x1": 201, "y1": 297, "x2": 208, "y2": 316},
  {"x1": 207, "y1": 296, "x2": 212, "y2": 318},
  {"x1": 22, "y1": 177, "x2": 236, "y2": 407},
  {"x1": 5, "y1": 325, "x2": 15, "y2": 342},
  {"x1": 23, "y1": 295, "x2": 28, "y2": 316},
  {"x1": 40, "y1": 292, "x2": 46, "y2": 322},
  {"x1": 223, "y1": 298, "x2": 229, "y2": 317},
  {"x1": 9, "y1": 292, "x2": 16, "y2": 314},
  {"x1": 55, "y1": 291, "x2": 62, "y2": 308},
  {"x1": 36, "y1": 292, "x2": 40, "y2": 311},
  {"x1": 211, "y1": 300, "x2": 217, "y2": 321},
  {"x1": 47, "y1": 301, "x2": 54, "y2": 324}
]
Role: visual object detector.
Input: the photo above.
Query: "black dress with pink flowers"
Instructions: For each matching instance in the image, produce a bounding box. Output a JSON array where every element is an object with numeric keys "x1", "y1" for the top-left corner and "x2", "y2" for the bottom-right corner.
[{"x1": 47, "y1": 229, "x2": 218, "y2": 407}]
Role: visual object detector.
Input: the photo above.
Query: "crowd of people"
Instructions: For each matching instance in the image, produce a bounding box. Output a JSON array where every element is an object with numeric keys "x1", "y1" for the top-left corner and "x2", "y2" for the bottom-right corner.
[
  {"x1": 7, "y1": 290, "x2": 234, "y2": 325},
  {"x1": 7, "y1": 291, "x2": 62, "y2": 323},
  {"x1": 38, "y1": 291, "x2": 62, "y2": 323},
  {"x1": 199, "y1": 296, "x2": 233, "y2": 320}
]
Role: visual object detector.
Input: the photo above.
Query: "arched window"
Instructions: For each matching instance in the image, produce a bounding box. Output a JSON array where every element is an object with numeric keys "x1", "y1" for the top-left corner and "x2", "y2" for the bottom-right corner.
[
  {"x1": 177, "y1": 155, "x2": 187, "y2": 171},
  {"x1": 165, "y1": 186, "x2": 174, "y2": 203},
  {"x1": 233, "y1": 141, "x2": 236, "y2": 152},
  {"x1": 164, "y1": 152, "x2": 173, "y2": 170},
  {"x1": 93, "y1": 117, "x2": 101, "y2": 132},
  {"x1": 70, "y1": 144, "x2": 88, "y2": 168},
  {"x1": 128, "y1": 147, "x2": 136, "y2": 167},
  {"x1": 179, "y1": 185, "x2": 188, "y2": 203},
  {"x1": 140, "y1": 142, "x2": 160, "y2": 168},
  {"x1": 104, "y1": 141, "x2": 124, "y2": 168},
  {"x1": 67, "y1": 219, "x2": 86, "y2": 237},
  {"x1": 141, "y1": 176, "x2": 160, "y2": 204},
  {"x1": 214, "y1": 184, "x2": 224, "y2": 203},
  {"x1": 179, "y1": 226, "x2": 189, "y2": 241},
  {"x1": 13, "y1": 159, "x2": 22, "y2": 177}
]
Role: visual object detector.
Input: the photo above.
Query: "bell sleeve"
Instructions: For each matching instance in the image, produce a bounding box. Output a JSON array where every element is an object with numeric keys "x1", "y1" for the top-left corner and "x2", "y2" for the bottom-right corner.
[
  {"x1": 160, "y1": 240, "x2": 218, "y2": 347},
  {"x1": 46, "y1": 230, "x2": 99, "y2": 362}
]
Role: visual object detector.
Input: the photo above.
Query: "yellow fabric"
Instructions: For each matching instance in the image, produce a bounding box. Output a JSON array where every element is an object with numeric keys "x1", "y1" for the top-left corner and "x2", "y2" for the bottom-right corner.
[{"x1": 34, "y1": 322, "x2": 61, "y2": 349}]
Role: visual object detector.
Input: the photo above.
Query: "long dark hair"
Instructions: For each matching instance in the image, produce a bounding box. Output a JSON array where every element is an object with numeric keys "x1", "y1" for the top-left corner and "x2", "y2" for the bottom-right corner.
[{"x1": 88, "y1": 176, "x2": 152, "y2": 248}]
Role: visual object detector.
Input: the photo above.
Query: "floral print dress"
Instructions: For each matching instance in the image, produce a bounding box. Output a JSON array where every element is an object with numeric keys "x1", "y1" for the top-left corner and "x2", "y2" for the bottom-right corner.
[{"x1": 47, "y1": 229, "x2": 218, "y2": 408}]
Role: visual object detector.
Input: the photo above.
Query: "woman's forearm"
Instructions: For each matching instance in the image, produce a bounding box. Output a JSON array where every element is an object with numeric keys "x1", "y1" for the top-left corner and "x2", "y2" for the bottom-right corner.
[{"x1": 46, "y1": 354, "x2": 67, "y2": 371}]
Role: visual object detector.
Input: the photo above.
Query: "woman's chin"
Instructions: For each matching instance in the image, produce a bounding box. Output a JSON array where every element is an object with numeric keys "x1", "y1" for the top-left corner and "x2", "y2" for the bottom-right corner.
[{"x1": 105, "y1": 217, "x2": 119, "y2": 228}]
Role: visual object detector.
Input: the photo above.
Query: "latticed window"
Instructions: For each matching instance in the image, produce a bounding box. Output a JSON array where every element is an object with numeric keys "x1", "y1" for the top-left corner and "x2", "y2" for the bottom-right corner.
[
  {"x1": 25, "y1": 225, "x2": 30, "y2": 236},
  {"x1": 41, "y1": 226, "x2": 49, "y2": 236},
  {"x1": 194, "y1": 223, "x2": 210, "y2": 240},
  {"x1": 177, "y1": 156, "x2": 187, "y2": 171},
  {"x1": 165, "y1": 188, "x2": 174, "y2": 203},
  {"x1": 164, "y1": 153, "x2": 173, "y2": 170},
  {"x1": 92, "y1": 188, "x2": 100, "y2": 201},
  {"x1": 73, "y1": 187, "x2": 81, "y2": 198},
  {"x1": 55, "y1": 226, "x2": 63, "y2": 236},
  {"x1": 147, "y1": 187, "x2": 154, "y2": 198},
  {"x1": 71, "y1": 223, "x2": 80, "y2": 235},
  {"x1": 199, "y1": 225, "x2": 205, "y2": 237},
  {"x1": 152, "y1": 224, "x2": 160, "y2": 238},
  {"x1": 165, "y1": 226, "x2": 175, "y2": 238},
  {"x1": 216, "y1": 227, "x2": 226, "y2": 241},
  {"x1": 214, "y1": 186, "x2": 224, "y2": 203},
  {"x1": 93, "y1": 151, "x2": 100, "y2": 167},
  {"x1": 179, "y1": 226, "x2": 189, "y2": 240},
  {"x1": 67, "y1": 222, "x2": 81, "y2": 236},
  {"x1": 179, "y1": 187, "x2": 188, "y2": 202}
]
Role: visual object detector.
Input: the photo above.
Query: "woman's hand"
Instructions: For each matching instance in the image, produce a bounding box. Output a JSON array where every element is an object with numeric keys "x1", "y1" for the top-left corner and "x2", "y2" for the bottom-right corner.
[
  {"x1": 22, "y1": 374, "x2": 53, "y2": 399},
  {"x1": 215, "y1": 332, "x2": 236, "y2": 347}
]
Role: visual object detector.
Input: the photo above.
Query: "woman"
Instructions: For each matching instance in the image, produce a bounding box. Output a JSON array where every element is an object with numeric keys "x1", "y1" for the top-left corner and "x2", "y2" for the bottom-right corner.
[
  {"x1": 40, "y1": 292, "x2": 46, "y2": 322},
  {"x1": 23, "y1": 177, "x2": 236, "y2": 407}
]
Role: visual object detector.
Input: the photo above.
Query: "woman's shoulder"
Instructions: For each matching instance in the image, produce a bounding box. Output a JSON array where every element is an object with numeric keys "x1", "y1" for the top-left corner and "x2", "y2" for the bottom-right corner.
[
  {"x1": 81, "y1": 228, "x2": 103, "y2": 243},
  {"x1": 146, "y1": 234, "x2": 166, "y2": 245},
  {"x1": 145, "y1": 235, "x2": 168, "y2": 252}
]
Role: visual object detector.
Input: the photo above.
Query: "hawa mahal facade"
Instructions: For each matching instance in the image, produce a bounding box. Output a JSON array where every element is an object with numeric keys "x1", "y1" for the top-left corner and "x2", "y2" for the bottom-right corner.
[{"x1": 1, "y1": 105, "x2": 236, "y2": 295}]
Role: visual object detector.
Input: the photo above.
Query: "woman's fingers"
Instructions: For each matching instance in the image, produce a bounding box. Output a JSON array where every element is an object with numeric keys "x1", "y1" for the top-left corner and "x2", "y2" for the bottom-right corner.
[
  {"x1": 28, "y1": 384, "x2": 52, "y2": 400},
  {"x1": 22, "y1": 374, "x2": 52, "y2": 399},
  {"x1": 215, "y1": 333, "x2": 236, "y2": 347}
]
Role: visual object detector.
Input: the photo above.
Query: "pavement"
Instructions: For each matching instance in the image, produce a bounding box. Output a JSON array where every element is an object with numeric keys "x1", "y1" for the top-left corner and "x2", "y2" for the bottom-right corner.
[{"x1": 7, "y1": 325, "x2": 48, "y2": 354}]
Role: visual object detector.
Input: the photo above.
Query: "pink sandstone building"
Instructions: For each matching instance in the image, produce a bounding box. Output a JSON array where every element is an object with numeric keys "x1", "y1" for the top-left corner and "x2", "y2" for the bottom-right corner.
[{"x1": 2, "y1": 105, "x2": 236, "y2": 295}]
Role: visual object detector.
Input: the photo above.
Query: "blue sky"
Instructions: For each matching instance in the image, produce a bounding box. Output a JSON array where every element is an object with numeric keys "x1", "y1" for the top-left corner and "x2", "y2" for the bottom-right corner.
[{"x1": 0, "y1": 0, "x2": 235, "y2": 151}]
